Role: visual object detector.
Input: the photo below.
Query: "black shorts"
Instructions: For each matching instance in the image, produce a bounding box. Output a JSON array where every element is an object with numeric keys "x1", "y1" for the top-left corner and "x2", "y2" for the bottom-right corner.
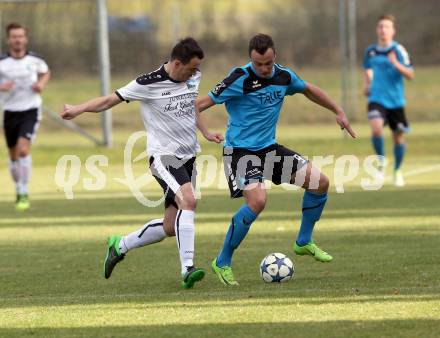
[
  {"x1": 223, "y1": 144, "x2": 309, "y2": 198},
  {"x1": 367, "y1": 102, "x2": 409, "y2": 133},
  {"x1": 3, "y1": 108, "x2": 41, "y2": 148},
  {"x1": 149, "y1": 155, "x2": 197, "y2": 209}
]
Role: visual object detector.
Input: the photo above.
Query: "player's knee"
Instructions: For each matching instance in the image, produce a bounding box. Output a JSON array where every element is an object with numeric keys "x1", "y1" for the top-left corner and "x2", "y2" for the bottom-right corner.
[
  {"x1": 18, "y1": 149, "x2": 29, "y2": 157},
  {"x1": 393, "y1": 133, "x2": 405, "y2": 144},
  {"x1": 372, "y1": 130, "x2": 382, "y2": 137},
  {"x1": 248, "y1": 195, "x2": 266, "y2": 214},
  {"x1": 186, "y1": 196, "x2": 197, "y2": 210},
  {"x1": 178, "y1": 194, "x2": 197, "y2": 210},
  {"x1": 17, "y1": 143, "x2": 29, "y2": 157},
  {"x1": 318, "y1": 174, "x2": 329, "y2": 193}
]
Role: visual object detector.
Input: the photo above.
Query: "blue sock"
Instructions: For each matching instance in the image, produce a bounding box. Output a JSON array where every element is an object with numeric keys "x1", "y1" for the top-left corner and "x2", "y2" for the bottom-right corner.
[
  {"x1": 394, "y1": 143, "x2": 406, "y2": 170},
  {"x1": 372, "y1": 135, "x2": 385, "y2": 157},
  {"x1": 296, "y1": 191, "x2": 328, "y2": 246},
  {"x1": 217, "y1": 204, "x2": 257, "y2": 267}
]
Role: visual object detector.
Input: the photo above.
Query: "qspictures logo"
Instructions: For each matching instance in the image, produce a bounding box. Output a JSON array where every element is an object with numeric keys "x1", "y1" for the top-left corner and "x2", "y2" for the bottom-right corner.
[{"x1": 55, "y1": 132, "x2": 390, "y2": 207}]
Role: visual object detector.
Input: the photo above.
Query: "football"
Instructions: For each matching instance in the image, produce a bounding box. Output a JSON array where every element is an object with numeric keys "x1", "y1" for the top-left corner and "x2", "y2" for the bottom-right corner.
[{"x1": 260, "y1": 252, "x2": 294, "y2": 283}]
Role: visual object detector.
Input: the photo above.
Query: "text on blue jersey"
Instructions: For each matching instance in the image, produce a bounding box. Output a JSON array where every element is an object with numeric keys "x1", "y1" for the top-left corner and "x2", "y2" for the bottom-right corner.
[{"x1": 208, "y1": 62, "x2": 306, "y2": 151}]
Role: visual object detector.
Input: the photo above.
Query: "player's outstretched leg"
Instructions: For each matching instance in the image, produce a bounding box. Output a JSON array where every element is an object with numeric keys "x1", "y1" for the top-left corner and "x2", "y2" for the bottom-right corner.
[
  {"x1": 293, "y1": 166, "x2": 332, "y2": 262},
  {"x1": 212, "y1": 203, "x2": 258, "y2": 286},
  {"x1": 103, "y1": 218, "x2": 167, "y2": 279},
  {"x1": 294, "y1": 191, "x2": 332, "y2": 262}
]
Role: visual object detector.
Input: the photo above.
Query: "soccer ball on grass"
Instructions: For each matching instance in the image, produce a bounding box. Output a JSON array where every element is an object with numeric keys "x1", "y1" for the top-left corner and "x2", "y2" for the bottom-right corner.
[{"x1": 260, "y1": 252, "x2": 294, "y2": 283}]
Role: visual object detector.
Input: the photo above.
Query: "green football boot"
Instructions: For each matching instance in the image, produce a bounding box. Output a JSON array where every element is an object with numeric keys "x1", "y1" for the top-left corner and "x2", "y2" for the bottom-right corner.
[
  {"x1": 181, "y1": 266, "x2": 205, "y2": 289},
  {"x1": 211, "y1": 258, "x2": 239, "y2": 286},
  {"x1": 15, "y1": 194, "x2": 30, "y2": 211},
  {"x1": 103, "y1": 236, "x2": 125, "y2": 279},
  {"x1": 294, "y1": 241, "x2": 333, "y2": 262}
]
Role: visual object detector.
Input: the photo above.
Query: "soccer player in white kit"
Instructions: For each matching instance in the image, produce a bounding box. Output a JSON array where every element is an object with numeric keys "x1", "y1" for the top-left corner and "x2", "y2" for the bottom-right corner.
[
  {"x1": 0, "y1": 23, "x2": 50, "y2": 211},
  {"x1": 61, "y1": 38, "x2": 223, "y2": 289}
]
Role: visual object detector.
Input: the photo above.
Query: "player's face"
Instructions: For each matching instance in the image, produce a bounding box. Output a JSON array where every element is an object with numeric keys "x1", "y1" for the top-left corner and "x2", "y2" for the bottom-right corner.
[
  {"x1": 176, "y1": 57, "x2": 202, "y2": 81},
  {"x1": 376, "y1": 19, "x2": 395, "y2": 43},
  {"x1": 7, "y1": 28, "x2": 28, "y2": 53},
  {"x1": 250, "y1": 48, "x2": 276, "y2": 78}
]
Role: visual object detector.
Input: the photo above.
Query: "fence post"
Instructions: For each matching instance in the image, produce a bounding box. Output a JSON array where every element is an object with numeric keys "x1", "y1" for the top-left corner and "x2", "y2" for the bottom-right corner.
[
  {"x1": 97, "y1": 0, "x2": 112, "y2": 147},
  {"x1": 339, "y1": 0, "x2": 348, "y2": 120},
  {"x1": 348, "y1": 0, "x2": 358, "y2": 121}
]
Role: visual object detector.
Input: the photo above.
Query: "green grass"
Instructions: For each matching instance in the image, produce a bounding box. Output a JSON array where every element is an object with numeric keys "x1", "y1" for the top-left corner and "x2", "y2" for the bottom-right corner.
[{"x1": 0, "y1": 123, "x2": 440, "y2": 337}]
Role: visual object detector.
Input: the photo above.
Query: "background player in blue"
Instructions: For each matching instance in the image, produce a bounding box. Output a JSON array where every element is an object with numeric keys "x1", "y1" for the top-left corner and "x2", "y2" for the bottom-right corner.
[
  {"x1": 196, "y1": 33, "x2": 356, "y2": 285},
  {"x1": 363, "y1": 15, "x2": 414, "y2": 187}
]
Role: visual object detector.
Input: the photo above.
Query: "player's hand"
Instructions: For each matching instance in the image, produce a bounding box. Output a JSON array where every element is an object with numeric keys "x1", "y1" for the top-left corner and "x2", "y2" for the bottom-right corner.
[
  {"x1": 31, "y1": 82, "x2": 44, "y2": 93},
  {"x1": 336, "y1": 111, "x2": 356, "y2": 138},
  {"x1": 61, "y1": 104, "x2": 82, "y2": 120},
  {"x1": 0, "y1": 81, "x2": 14, "y2": 91},
  {"x1": 204, "y1": 132, "x2": 224, "y2": 143},
  {"x1": 388, "y1": 51, "x2": 399, "y2": 66}
]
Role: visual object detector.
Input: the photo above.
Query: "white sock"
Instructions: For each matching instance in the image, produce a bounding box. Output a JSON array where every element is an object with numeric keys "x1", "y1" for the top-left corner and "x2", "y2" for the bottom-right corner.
[
  {"x1": 119, "y1": 218, "x2": 166, "y2": 254},
  {"x1": 175, "y1": 210, "x2": 195, "y2": 275},
  {"x1": 9, "y1": 159, "x2": 20, "y2": 194},
  {"x1": 18, "y1": 155, "x2": 32, "y2": 195}
]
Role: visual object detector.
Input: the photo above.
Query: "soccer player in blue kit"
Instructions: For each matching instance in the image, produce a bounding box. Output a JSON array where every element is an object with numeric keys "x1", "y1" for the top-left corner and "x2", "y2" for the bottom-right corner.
[
  {"x1": 363, "y1": 15, "x2": 414, "y2": 187},
  {"x1": 196, "y1": 34, "x2": 356, "y2": 285}
]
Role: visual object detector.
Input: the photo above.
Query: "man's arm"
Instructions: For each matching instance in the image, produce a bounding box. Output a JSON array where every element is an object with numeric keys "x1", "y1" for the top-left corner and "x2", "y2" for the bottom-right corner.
[
  {"x1": 32, "y1": 71, "x2": 51, "y2": 93},
  {"x1": 302, "y1": 83, "x2": 356, "y2": 138},
  {"x1": 0, "y1": 81, "x2": 14, "y2": 92},
  {"x1": 196, "y1": 95, "x2": 216, "y2": 113},
  {"x1": 363, "y1": 69, "x2": 373, "y2": 96},
  {"x1": 61, "y1": 93, "x2": 122, "y2": 120},
  {"x1": 388, "y1": 51, "x2": 414, "y2": 80},
  {"x1": 195, "y1": 96, "x2": 223, "y2": 143}
]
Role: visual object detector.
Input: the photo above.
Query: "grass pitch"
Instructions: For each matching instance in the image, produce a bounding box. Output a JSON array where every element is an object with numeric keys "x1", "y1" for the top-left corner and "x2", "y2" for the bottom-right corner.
[{"x1": 0, "y1": 123, "x2": 439, "y2": 337}]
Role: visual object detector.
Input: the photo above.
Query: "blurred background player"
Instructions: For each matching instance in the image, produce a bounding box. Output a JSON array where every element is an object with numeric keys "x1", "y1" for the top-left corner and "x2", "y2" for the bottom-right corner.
[
  {"x1": 197, "y1": 33, "x2": 355, "y2": 285},
  {"x1": 0, "y1": 23, "x2": 50, "y2": 210},
  {"x1": 363, "y1": 15, "x2": 414, "y2": 187},
  {"x1": 61, "y1": 37, "x2": 223, "y2": 289}
]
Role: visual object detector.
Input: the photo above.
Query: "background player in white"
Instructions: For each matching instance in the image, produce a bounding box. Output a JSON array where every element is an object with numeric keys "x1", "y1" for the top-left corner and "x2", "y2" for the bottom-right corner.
[
  {"x1": 61, "y1": 38, "x2": 223, "y2": 289},
  {"x1": 363, "y1": 15, "x2": 414, "y2": 186},
  {"x1": 0, "y1": 22, "x2": 50, "y2": 211}
]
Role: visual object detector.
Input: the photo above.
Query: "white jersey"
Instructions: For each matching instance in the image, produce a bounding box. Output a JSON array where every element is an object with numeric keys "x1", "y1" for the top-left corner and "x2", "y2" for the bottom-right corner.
[
  {"x1": 0, "y1": 51, "x2": 49, "y2": 112},
  {"x1": 116, "y1": 63, "x2": 201, "y2": 158}
]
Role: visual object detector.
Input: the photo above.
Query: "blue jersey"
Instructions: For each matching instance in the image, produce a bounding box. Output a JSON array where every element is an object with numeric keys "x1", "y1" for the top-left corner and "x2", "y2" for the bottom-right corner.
[
  {"x1": 208, "y1": 62, "x2": 306, "y2": 150},
  {"x1": 363, "y1": 41, "x2": 412, "y2": 109}
]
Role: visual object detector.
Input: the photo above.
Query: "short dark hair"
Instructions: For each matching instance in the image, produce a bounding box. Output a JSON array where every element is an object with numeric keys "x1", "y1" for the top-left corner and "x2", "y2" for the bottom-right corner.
[
  {"x1": 377, "y1": 14, "x2": 396, "y2": 26},
  {"x1": 248, "y1": 33, "x2": 275, "y2": 57},
  {"x1": 6, "y1": 22, "x2": 27, "y2": 36},
  {"x1": 170, "y1": 37, "x2": 204, "y2": 64}
]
